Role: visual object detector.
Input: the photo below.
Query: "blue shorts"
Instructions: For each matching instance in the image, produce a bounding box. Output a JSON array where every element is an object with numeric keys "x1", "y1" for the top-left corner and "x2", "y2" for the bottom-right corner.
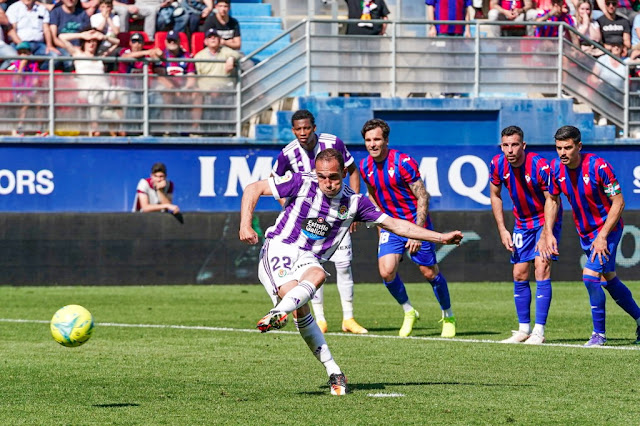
[
  {"x1": 511, "y1": 222, "x2": 561, "y2": 264},
  {"x1": 581, "y1": 227, "x2": 622, "y2": 274},
  {"x1": 378, "y1": 229, "x2": 437, "y2": 267}
]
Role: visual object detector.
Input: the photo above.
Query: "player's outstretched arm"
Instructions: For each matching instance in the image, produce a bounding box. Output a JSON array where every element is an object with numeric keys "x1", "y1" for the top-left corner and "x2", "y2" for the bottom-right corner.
[
  {"x1": 239, "y1": 180, "x2": 272, "y2": 244},
  {"x1": 380, "y1": 216, "x2": 463, "y2": 245}
]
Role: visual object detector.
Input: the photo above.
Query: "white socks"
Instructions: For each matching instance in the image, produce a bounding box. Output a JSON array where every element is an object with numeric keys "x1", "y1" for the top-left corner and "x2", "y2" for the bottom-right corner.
[
  {"x1": 295, "y1": 313, "x2": 341, "y2": 376},
  {"x1": 311, "y1": 285, "x2": 326, "y2": 322},
  {"x1": 335, "y1": 262, "x2": 354, "y2": 320},
  {"x1": 532, "y1": 324, "x2": 545, "y2": 336},
  {"x1": 274, "y1": 280, "x2": 316, "y2": 314},
  {"x1": 519, "y1": 323, "x2": 531, "y2": 334}
]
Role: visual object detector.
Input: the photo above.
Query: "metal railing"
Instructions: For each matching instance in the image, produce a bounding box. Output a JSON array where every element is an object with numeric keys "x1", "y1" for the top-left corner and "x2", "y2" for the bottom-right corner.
[{"x1": 0, "y1": 19, "x2": 633, "y2": 138}]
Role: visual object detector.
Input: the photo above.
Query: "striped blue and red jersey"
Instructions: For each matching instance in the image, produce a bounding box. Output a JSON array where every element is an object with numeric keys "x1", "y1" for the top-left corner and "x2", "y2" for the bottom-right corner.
[
  {"x1": 534, "y1": 10, "x2": 575, "y2": 38},
  {"x1": 425, "y1": 0, "x2": 472, "y2": 35},
  {"x1": 549, "y1": 153, "x2": 623, "y2": 241},
  {"x1": 359, "y1": 148, "x2": 433, "y2": 229},
  {"x1": 490, "y1": 151, "x2": 559, "y2": 230}
]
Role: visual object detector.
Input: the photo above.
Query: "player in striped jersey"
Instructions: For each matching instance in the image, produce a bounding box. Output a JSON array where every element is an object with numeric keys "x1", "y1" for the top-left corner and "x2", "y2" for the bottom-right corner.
[
  {"x1": 538, "y1": 126, "x2": 640, "y2": 346},
  {"x1": 358, "y1": 118, "x2": 456, "y2": 338},
  {"x1": 272, "y1": 110, "x2": 367, "y2": 335},
  {"x1": 489, "y1": 126, "x2": 562, "y2": 345},
  {"x1": 240, "y1": 149, "x2": 463, "y2": 395}
]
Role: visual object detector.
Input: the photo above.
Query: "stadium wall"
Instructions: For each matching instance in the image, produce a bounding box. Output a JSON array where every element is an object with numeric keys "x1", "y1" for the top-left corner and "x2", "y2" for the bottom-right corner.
[{"x1": 1, "y1": 212, "x2": 639, "y2": 285}]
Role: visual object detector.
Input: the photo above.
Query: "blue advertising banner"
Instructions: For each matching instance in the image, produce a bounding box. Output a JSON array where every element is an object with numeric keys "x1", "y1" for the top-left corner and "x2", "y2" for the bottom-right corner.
[{"x1": 0, "y1": 143, "x2": 638, "y2": 212}]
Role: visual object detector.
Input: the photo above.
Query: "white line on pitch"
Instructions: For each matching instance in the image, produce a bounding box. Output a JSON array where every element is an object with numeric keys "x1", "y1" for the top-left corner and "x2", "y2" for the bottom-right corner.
[{"x1": 2, "y1": 318, "x2": 639, "y2": 351}]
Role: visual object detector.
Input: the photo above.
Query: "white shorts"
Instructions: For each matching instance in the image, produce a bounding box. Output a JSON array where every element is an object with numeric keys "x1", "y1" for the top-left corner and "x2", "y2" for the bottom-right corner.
[
  {"x1": 328, "y1": 232, "x2": 352, "y2": 263},
  {"x1": 258, "y1": 239, "x2": 327, "y2": 306}
]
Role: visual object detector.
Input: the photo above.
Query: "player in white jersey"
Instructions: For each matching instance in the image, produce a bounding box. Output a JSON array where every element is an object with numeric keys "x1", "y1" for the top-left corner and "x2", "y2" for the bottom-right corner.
[
  {"x1": 239, "y1": 148, "x2": 464, "y2": 396},
  {"x1": 272, "y1": 109, "x2": 365, "y2": 335}
]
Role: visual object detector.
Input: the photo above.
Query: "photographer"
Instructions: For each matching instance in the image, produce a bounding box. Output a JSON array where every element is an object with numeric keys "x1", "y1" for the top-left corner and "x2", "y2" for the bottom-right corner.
[{"x1": 133, "y1": 162, "x2": 180, "y2": 214}]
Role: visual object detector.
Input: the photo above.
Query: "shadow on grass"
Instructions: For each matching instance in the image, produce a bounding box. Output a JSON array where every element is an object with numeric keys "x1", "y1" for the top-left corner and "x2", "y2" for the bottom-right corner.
[
  {"x1": 92, "y1": 403, "x2": 140, "y2": 408},
  {"x1": 300, "y1": 381, "x2": 531, "y2": 395}
]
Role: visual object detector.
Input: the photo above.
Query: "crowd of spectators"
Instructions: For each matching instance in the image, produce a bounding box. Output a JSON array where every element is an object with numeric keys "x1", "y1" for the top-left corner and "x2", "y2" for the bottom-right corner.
[
  {"x1": 0, "y1": 0, "x2": 243, "y2": 136},
  {"x1": 0, "y1": 0, "x2": 637, "y2": 135}
]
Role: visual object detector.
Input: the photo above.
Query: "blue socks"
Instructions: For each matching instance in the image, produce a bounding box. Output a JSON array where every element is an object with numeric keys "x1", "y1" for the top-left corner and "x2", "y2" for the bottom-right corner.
[
  {"x1": 384, "y1": 274, "x2": 409, "y2": 305},
  {"x1": 514, "y1": 280, "x2": 532, "y2": 324},
  {"x1": 535, "y1": 279, "x2": 552, "y2": 326},
  {"x1": 584, "y1": 275, "x2": 606, "y2": 334},
  {"x1": 604, "y1": 276, "x2": 640, "y2": 320},
  {"x1": 429, "y1": 273, "x2": 451, "y2": 311}
]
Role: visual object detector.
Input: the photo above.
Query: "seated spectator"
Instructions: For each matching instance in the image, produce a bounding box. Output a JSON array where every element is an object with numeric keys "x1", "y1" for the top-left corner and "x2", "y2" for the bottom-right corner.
[
  {"x1": 153, "y1": 29, "x2": 197, "y2": 134},
  {"x1": 426, "y1": 0, "x2": 474, "y2": 37},
  {"x1": 487, "y1": 0, "x2": 540, "y2": 37},
  {"x1": 7, "y1": 42, "x2": 44, "y2": 136},
  {"x1": 192, "y1": 27, "x2": 239, "y2": 132},
  {"x1": 588, "y1": 42, "x2": 638, "y2": 102},
  {"x1": 575, "y1": 0, "x2": 604, "y2": 56},
  {"x1": 535, "y1": 0, "x2": 577, "y2": 40},
  {"x1": 132, "y1": 162, "x2": 180, "y2": 214},
  {"x1": 596, "y1": 0, "x2": 631, "y2": 52},
  {"x1": 631, "y1": 10, "x2": 640, "y2": 56},
  {"x1": 80, "y1": 0, "x2": 99, "y2": 15},
  {"x1": 6, "y1": 0, "x2": 60, "y2": 70},
  {"x1": 0, "y1": 8, "x2": 18, "y2": 70},
  {"x1": 90, "y1": 0, "x2": 119, "y2": 56},
  {"x1": 344, "y1": 0, "x2": 389, "y2": 36},
  {"x1": 202, "y1": 0, "x2": 239, "y2": 49},
  {"x1": 160, "y1": 0, "x2": 212, "y2": 35},
  {"x1": 59, "y1": 30, "x2": 121, "y2": 135},
  {"x1": 113, "y1": 0, "x2": 162, "y2": 41},
  {"x1": 119, "y1": 32, "x2": 161, "y2": 124},
  {"x1": 49, "y1": 0, "x2": 91, "y2": 71},
  {"x1": 595, "y1": 0, "x2": 637, "y2": 22}
]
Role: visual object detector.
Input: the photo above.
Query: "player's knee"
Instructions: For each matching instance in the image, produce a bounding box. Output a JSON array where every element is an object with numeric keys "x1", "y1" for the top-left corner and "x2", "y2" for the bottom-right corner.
[{"x1": 420, "y1": 265, "x2": 438, "y2": 281}]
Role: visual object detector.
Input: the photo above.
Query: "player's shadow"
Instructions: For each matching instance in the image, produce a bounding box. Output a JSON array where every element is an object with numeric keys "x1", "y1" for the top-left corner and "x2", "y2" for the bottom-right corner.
[
  {"x1": 92, "y1": 403, "x2": 140, "y2": 408},
  {"x1": 349, "y1": 381, "x2": 533, "y2": 391},
  {"x1": 300, "y1": 380, "x2": 532, "y2": 395}
]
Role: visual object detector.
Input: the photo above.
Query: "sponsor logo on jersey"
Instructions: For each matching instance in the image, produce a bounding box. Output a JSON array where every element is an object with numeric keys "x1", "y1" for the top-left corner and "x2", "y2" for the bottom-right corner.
[
  {"x1": 583, "y1": 174, "x2": 590, "y2": 185},
  {"x1": 525, "y1": 174, "x2": 531, "y2": 183},
  {"x1": 388, "y1": 167, "x2": 395, "y2": 178},
  {"x1": 558, "y1": 177, "x2": 566, "y2": 183},
  {"x1": 302, "y1": 217, "x2": 332, "y2": 240},
  {"x1": 503, "y1": 173, "x2": 510, "y2": 179}
]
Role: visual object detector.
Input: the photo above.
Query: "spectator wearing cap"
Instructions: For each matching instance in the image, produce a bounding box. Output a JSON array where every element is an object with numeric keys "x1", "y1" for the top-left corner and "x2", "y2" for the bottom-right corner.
[
  {"x1": 154, "y1": 29, "x2": 198, "y2": 135},
  {"x1": 8, "y1": 41, "x2": 44, "y2": 136},
  {"x1": 597, "y1": 0, "x2": 632, "y2": 52},
  {"x1": 191, "y1": 27, "x2": 240, "y2": 134},
  {"x1": 119, "y1": 32, "x2": 162, "y2": 129},
  {"x1": 202, "y1": 0, "x2": 240, "y2": 50},
  {"x1": 6, "y1": 0, "x2": 60, "y2": 69}
]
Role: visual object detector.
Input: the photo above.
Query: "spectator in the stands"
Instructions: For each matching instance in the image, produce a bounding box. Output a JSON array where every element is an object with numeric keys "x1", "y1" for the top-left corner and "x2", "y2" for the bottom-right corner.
[
  {"x1": 90, "y1": 0, "x2": 119, "y2": 56},
  {"x1": 596, "y1": 0, "x2": 631, "y2": 52},
  {"x1": 8, "y1": 41, "x2": 43, "y2": 136},
  {"x1": 6, "y1": 0, "x2": 60, "y2": 69},
  {"x1": 486, "y1": 0, "x2": 540, "y2": 37},
  {"x1": 0, "y1": 9, "x2": 18, "y2": 70},
  {"x1": 594, "y1": 0, "x2": 637, "y2": 22},
  {"x1": 202, "y1": 0, "x2": 240, "y2": 50},
  {"x1": 589, "y1": 42, "x2": 636, "y2": 99},
  {"x1": 154, "y1": 30, "x2": 198, "y2": 134},
  {"x1": 535, "y1": 0, "x2": 577, "y2": 40},
  {"x1": 113, "y1": 0, "x2": 162, "y2": 41},
  {"x1": 49, "y1": 0, "x2": 91, "y2": 70},
  {"x1": 59, "y1": 30, "x2": 121, "y2": 136},
  {"x1": 167, "y1": 0, "x2": 213, "y2": 35},
  {"x1": 119, "y1": 32, "x2": 161, "y2": 127},
  {"x1": 575, "y1": 0, "x2": 604, "y2": 56},
  {"x1": 344, "y1": 0, "x2": 390, "y2": 35},
  {"x1": 426, "y1": 0, "x2": 474, "y2": 37},
  {"x1": 192, "y1": 27, "x2": 240, "y2": 132}
]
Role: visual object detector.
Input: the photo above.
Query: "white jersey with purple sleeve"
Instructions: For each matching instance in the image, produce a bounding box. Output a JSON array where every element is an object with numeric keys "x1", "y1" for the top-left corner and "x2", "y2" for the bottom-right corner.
[
  {"x1": 271, "y1": 133, "x2": 355, "y2": 176},
  {"x1": 265, "y1": 171, "x2": 387, "y2": 262}
]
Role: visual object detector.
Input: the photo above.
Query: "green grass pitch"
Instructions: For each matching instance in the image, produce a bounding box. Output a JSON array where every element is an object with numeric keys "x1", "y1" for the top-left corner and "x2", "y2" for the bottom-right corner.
[{"x1": 1, "y1": 282, "x2": 639, "y2": 424}]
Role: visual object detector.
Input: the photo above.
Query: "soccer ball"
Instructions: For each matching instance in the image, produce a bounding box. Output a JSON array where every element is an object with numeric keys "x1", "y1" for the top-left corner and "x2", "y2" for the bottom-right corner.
[{"x1": 50, "y1": 305, "x2": 94, "y2": 347}]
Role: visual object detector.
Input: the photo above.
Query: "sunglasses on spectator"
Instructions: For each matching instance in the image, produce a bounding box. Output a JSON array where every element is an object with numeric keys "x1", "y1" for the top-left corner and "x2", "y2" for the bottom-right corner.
[
  {"x1": 131, "y1": 40, "x2": 143, "y2": 44},
  {"x1": 166, "y1": 39, "x2": 178, "y2": 44},
  {"x1": 605, "y1": 1, "x2": 617, "y2": 5}
]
